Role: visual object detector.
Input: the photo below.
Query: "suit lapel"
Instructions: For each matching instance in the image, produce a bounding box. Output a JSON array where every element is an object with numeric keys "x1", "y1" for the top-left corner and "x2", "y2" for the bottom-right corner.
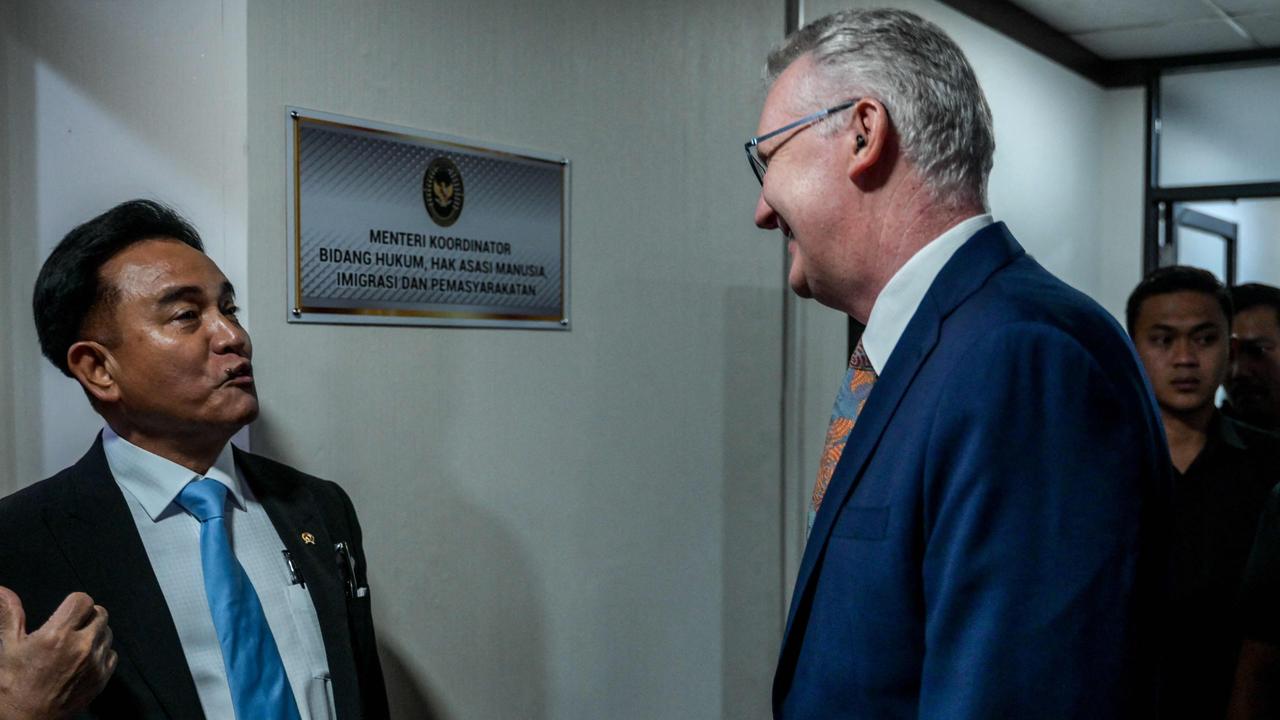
[
  {"x1": 236, "y1": 449, "x2": 362, "y2": 720},
  {"x1": 778, "y1": 223, "x2": 1027, "y2": 654},
  {"x1": 781, "y1": 299, "x2": 941, "y2": 643},
  {"x1": 42, "y1": 435, "x2": 205, "y2": 719}
]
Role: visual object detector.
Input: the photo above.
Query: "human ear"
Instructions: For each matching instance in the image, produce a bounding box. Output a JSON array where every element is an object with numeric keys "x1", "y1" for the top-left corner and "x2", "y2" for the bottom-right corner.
[
  {"x1": 847, "y1": 98, "x2": 890, "y2": 181},
  {"x1": 66, "y1": 341, "x2": 120, "y2": 404}
]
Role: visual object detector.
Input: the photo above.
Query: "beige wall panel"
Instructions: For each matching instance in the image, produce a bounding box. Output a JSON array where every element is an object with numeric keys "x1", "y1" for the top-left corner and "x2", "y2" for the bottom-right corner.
[
  {"x1": 1, "y1": 0, "x2": 15, "y2": 494},
  {"x1": 246, "y1": 1, "x2": 784, "y2": 718},
  {"x1": 0, "y1": 0, "x2": 250, "y2": 488}
]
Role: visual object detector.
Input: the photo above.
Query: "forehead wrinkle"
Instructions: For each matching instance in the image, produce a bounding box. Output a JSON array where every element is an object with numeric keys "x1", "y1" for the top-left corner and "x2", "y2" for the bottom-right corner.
[
  {"x1": 1237, "y1": 307, "x2": 1280, "y2": 335},
  {"x1": 103, "y1": 254, "x2": 174, "y2": 299},
  {"x1": 155, "y1": 284, "x2": 207, "y2": 306}
]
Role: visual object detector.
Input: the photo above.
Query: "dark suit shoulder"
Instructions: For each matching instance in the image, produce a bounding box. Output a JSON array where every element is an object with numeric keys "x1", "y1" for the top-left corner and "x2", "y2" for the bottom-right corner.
[
  {"x1": 232, "y1": 447, "x2": 356, "y2": 513},
  {"x1": 0, "y1": 449, "x2": 99, "y2": 525},
  {"x1": 981, "y1": 256, "x2": 1122, "y2": 336},
  {"x1": 940, "y1": 253, "x2": 1139, "y2": 380},
  {"x1": 0, "y1": 474, "x2": 62, "y2": 518}
]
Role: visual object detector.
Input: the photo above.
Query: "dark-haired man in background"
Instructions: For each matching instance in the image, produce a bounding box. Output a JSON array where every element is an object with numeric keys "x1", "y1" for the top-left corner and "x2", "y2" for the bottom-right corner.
[
  {"x1": 1224, "y1": 283, "x2": 1280, "y2": 719},
  {"x1": 0, "y1": 200, "x2": 388, "y2": 718},
  {"x1": 1229, "y1": 482, "x2": 1280, "y2": 719},
  {"x1": 1127, "y1": 266, "x2": 1279, "y2": 719},
  {"x1": 1225, "y1": 283, "x2": 1280, "y2": 434}
]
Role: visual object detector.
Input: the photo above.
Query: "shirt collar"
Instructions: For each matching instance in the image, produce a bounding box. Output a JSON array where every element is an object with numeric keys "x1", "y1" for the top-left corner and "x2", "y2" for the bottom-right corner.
[
  {"x1": 102, "y1": 425, "x2": 243, "y2": 522},
  {"x1": 861, "y1": 214, "x2": 994, "y2": 373}
]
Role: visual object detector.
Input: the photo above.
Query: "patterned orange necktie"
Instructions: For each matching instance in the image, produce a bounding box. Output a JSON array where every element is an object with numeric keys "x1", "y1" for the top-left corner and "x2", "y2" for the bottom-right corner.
[{"x1": 809, "y1": 339, "x2": 878, "y2": 534}]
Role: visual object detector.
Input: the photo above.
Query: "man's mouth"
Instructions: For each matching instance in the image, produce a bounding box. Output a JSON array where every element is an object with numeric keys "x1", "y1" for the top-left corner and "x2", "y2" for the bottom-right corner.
[
  {"x1": 223, "y1": 363, "x2": 254, "y2": 386},
  {"x1": 1170, "y1": 377, "x2": 1200, "y2": 391}
]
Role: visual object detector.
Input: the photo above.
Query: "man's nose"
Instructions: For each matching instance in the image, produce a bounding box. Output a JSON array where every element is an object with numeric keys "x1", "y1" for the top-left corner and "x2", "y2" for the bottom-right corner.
[
  {"x1": 211, "y1": 315, "x2": 250, "y2": 355},
  {"x1": 754, "y1": 192, "x2": 778, "y2": 230},
  {"x1": 1172, "y1": 339, "x2": 1199, "y2": 365},
  {"x1": 1231, "y1": 354, "x2": 1258, "y2": 378}
]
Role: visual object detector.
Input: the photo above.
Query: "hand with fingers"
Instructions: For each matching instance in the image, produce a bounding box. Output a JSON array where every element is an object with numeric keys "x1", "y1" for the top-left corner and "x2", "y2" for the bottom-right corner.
[{"x1": 0, "y1": 587, "x2": 116, "y2": 720}]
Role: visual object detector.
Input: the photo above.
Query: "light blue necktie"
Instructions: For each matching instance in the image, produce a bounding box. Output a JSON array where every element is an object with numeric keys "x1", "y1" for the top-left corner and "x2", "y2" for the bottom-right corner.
[{"x1": 177, "y1": 478, "x2": 301, "y2": 720}]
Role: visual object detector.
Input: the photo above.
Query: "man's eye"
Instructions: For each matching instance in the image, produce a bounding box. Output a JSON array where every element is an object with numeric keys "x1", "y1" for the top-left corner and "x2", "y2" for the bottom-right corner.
[
  {"x1": 224, "y1": 305, "x2": 240, "y2": 317},
  {"x1": 174, "y1": 310, "x2": 199, "y2": 321}
]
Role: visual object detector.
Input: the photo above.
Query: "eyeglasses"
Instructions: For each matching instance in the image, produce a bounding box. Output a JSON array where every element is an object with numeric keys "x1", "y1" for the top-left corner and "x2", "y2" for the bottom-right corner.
[{"x1": 744, "y1": 99, "x2": 857, "y2": 185}]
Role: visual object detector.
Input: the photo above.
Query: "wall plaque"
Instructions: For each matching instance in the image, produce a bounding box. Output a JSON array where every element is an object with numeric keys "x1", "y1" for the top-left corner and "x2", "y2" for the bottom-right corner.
[{"x1": 287, "y1": 108, "x2": 570, "y2": 329}]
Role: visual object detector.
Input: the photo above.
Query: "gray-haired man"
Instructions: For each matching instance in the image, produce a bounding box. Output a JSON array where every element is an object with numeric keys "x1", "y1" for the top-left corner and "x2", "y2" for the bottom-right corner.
[{"x1": 749, "y1": 9, "x2": 1170, "y2": 718}]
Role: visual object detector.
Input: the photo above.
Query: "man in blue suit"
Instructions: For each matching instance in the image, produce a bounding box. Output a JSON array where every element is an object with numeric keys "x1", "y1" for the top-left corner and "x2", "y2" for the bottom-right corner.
[{"x1": 746, "y1": 9, "x2": 1171, "y2": 718}]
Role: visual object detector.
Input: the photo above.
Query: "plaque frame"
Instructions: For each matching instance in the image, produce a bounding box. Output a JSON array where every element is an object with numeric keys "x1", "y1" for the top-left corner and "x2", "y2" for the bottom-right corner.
[{"x1": 286, "y1": 107, "x2": 571, "y2": 330}]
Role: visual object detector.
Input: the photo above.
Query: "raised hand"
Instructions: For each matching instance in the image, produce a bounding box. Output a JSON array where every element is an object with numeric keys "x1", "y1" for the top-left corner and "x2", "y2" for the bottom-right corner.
[{"x1": 0, "y1": 587, "x2": 116, "y2": 720}]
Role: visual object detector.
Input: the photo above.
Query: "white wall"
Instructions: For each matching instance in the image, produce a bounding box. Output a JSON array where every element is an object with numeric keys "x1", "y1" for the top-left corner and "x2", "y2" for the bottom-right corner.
[
  {"x1": 1, "y1": 0, "x2": 15, "y2": 496},
  {"x1": 245, "y1": 1, "x2": 783, "y2": 718},
  {"x1": 1098, "y1": 87, "x2": 1147, "y2": 319},
  {"x1": 0, "y1": 0, "x2": 249, "y2": 486}
]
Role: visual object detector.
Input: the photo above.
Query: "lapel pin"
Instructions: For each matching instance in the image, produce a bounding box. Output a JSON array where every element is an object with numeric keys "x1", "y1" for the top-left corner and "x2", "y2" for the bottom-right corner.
[{"x1": 301, "y1": 532, "x2": 316, "y2": 545}]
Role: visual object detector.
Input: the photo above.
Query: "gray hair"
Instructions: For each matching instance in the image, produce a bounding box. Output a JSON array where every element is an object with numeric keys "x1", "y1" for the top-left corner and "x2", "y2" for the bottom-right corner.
[{"x1": 766, "y1": 8, "x2": 995, "y2": 209}]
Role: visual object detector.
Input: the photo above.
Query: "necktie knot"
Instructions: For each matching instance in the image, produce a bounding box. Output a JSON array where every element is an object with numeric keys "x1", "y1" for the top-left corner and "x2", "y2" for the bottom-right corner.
[
  {"x1": 177, "y1": 478, "x2": 228, "y2": 523},
  {"x1": 849, "y1": 339, "x2": 876, "y2": 375}
]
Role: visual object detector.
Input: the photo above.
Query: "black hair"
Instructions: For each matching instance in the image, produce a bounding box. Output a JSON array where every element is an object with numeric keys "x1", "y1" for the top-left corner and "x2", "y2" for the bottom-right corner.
[
  {"x1": 32, "y1": 199, "x2": 204, "y2": 376},
  {"x1": 1229, "y1": 283, "x2": 1280, "y2": 327},
  {"x1": 1125, "y1": 265, "x2": 1232, "y2": 337}
]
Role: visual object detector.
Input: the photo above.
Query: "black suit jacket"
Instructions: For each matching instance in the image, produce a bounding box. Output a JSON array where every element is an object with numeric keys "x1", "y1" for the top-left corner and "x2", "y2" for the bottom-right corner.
[{"x1": 0, "y1": 435, "x2": 389, "y2": 719}]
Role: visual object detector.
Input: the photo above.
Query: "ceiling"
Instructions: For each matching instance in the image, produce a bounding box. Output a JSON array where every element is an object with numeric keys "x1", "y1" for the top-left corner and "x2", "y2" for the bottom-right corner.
[{"x1": 1007, "y1": 0, "x2": 1280, "y2": 60}]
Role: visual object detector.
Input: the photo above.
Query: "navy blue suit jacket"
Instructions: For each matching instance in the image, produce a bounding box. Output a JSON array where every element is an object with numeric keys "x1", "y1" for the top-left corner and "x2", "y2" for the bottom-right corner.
[{"x1": 774, "y1": 224, "x2": 1171, "y2": 718}]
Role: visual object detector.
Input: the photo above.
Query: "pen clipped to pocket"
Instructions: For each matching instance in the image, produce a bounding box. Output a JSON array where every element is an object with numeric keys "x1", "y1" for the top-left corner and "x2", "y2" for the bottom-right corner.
[
  {"x1": 282, "y1": 549, "x2": 306, "y2": 588},
  {"x1": 333, "y1": 541, "x2": 368, "y2": 598}
]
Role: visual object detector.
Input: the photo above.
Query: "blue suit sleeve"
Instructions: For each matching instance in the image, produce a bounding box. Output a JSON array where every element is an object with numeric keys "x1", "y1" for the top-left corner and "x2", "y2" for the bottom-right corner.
[{"x1": 917, "y1": 322, "x2": 1164, "y2": 718}]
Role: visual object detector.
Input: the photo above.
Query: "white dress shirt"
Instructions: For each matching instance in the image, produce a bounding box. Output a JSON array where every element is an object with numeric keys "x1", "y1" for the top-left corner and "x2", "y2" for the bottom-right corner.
[
  {"x1": 861, "y1": 214, "x2": 995, "y2": 373},
  {"x1": 102, "y1": 427, "x2": 334, "y2": 719}
]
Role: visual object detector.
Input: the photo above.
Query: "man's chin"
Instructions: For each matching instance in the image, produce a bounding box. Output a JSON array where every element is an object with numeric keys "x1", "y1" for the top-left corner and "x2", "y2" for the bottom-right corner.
[
  {"x1": 788, "y1": 274, "x2": 814, "y2": 299},
  {"x1": 221, "y1": 396, "x2": 260, "y2": 428}
]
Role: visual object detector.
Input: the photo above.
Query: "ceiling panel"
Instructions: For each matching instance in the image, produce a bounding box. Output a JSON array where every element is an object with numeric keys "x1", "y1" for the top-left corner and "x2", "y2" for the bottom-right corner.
[
  {"x1": 1010, "y1": 0, "x2": 1215, "y2": 35},
  {"x1": 1238, "y1": 13, "x2": 1280, "y2": 44},
  {"x1": 1073, "y1": 18, "x2": 1257, "y2": 59},
  {"x1": 1214, "y1": 0, "x2": 1280, "y2": 14}
]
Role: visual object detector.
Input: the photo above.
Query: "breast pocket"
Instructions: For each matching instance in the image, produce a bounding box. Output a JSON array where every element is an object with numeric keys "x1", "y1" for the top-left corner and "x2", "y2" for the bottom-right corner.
[
  {"x1": 283, "y1": 583, "x2": 336, "y2": 720},
  {"x1": 831, "y1": 505, "x2": 890, "y2": 540}
]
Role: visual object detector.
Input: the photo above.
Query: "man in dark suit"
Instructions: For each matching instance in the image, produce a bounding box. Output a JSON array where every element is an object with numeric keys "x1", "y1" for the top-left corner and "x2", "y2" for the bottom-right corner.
[
  {"x1": 1126, "y1": 267, "x2": 1279, "y2": 718},
  {"x1": 0, "y1": 199, "x2": 388, "y2": 718},
  {"x1": 1224, "y1": 283, "x2": 1280, "y2": 434},
  {"x1": 747, "y1": 9, "x2": 1171, "y2": 718}
]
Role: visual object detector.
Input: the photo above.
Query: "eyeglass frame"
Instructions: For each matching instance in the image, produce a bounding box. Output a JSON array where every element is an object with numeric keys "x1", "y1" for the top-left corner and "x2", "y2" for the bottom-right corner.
[{"x1": 744, "y1": 99, "x2": 858, "y2": 185}]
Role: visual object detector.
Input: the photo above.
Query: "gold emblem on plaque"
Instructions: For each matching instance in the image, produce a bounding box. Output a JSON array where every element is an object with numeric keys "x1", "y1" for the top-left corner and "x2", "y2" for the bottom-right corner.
[
  {"x1": 301, "y1": 532, "x2": 316, "y2": 545},
  {"x1": 423, "y1": 156, "x2": 464, "y2": 227}
]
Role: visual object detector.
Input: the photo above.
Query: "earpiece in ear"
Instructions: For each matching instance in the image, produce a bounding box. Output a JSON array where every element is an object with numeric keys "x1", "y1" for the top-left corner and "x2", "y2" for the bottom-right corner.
[{"x1": 856, "y1": 135, "x2": 867, "y2": 149}]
